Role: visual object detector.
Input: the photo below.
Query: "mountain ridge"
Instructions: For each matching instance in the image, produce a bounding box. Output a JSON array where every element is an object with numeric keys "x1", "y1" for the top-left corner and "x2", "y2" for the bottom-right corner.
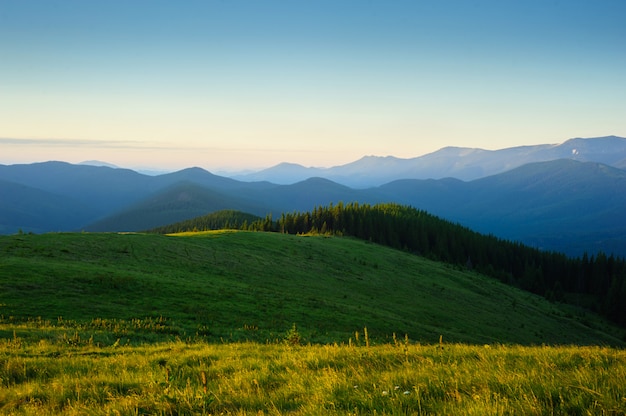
[
  {"x1": 2, "y1": 136, "x2": 626, "y2": 256},
  {"x1": 232, "y1": 135, "x2": 626, "y2": 187},
  {"x1": 77, "y1": 160, "x2": 626, "y2": 256}
]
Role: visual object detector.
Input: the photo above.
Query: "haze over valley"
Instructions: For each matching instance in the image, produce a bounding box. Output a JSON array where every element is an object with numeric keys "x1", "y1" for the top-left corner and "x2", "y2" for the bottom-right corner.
[{"x1": 2, "y1": 135, "x2": 625, "y2": 258}]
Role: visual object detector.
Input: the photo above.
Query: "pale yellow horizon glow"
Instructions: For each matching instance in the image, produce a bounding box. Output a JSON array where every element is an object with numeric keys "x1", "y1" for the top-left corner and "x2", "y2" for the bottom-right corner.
[{"x1": 2, "y1": 126, "x2": 614, "y2": 173}]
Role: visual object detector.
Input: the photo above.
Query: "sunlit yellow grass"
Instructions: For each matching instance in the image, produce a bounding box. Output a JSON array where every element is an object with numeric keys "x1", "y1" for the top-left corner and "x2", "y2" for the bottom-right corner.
[
  {"x1": 2, "y1": 340, "x2": 625, "y2": 415},
  {"x1": 166, "y1": 229, "x2": 240, "y2": 237}
]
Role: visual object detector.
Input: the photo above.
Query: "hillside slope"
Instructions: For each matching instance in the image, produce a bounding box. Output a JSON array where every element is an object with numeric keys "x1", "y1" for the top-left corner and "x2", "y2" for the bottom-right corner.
[
  {"x1": 0, "y1": 231, "x2": 622, "y2": 345},
  {"x1": 0, "y1": 179, "x2": 94, "y2": 233},
  {"x1": 84, "y1": 182, "x2": 272, "y2": 231}
]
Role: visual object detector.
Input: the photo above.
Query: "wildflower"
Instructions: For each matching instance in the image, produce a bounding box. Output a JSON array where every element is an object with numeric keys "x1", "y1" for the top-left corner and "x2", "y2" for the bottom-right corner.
[
  {"x1": 394, "y1": 385, "x2": 400, "y2": 390},
  {"x1": 382, "y1": 391, "x2": 389, "y2": 396},
  {"x1": 403, "y1": 391, "x2": 411, "y2": 395}
]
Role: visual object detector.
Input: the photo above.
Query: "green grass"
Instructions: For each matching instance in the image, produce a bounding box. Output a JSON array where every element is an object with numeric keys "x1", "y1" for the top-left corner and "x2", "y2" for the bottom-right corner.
[
  {"x1": 1, "y1": 231, "x2": 626, "y2": 414},
  {"x1": 0, "y1": 231, "x2": 624, "y2": 345},
  {"x1": 1, "y1": 339, "x2": 625, "y2": 415}
]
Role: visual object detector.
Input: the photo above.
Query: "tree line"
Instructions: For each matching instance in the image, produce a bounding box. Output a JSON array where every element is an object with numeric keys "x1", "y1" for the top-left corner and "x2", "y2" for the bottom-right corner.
[{"x1": 148, "y1": 210, "x2": 261, "y2": 234}]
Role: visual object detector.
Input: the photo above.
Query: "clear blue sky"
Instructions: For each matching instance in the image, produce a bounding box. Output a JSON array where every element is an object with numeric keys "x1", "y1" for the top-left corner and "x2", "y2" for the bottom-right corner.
[{"x1": 1, "y1": 0, "x2": 625, "y2": 171}]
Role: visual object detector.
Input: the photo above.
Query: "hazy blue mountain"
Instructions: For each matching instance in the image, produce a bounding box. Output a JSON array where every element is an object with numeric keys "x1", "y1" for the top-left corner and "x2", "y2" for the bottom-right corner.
[
  {"x1": 86, "y1": 177, "x2": 369, "y2": 232},
  {"x1": 0, "y1": 179, "x2": 93, "y2": 233},
  {"x1": 233, "y1": 136, "x2": 626, "y2": 187},
  {"x1": 0, "y1": 162, "x2": 277, "y2": 231},
  {"x1": 0, "y1": 161, "x2": 159, "y2": 217},
  {"x1": 232, "y1": 162, "x2": 326, "y2": 185},
  {"x1": 465, "y1": 160, "x2": 626, "y2": 253},
  {"x1": 79, "y1": 159, "x2": 626, "y2": 256},
  {"x1": 78, "y1": 160, "x2": 120, "y2": 168},
  {"x1": 2, "y1": 152, "x2": 626, "y2": 256},
  {"x1": 376, "y1": 159, "x2": 626, "y2": 256},
  {"x1": 246, "y1": 177, "x2": 375, "y2": 214},
  {"x1": 549, "y1": 136, "x2": 626, "y2": 165},
  {"x1": 158, "y1": 167, "x2": 241, "y2": 189},
  {"x1": 84, "y1": 181, "x2": 271, "y2": 232}
]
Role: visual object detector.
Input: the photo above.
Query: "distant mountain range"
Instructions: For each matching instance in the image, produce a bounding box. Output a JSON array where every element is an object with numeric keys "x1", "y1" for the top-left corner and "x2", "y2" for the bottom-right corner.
[
  {"x1": 232, "y1": 135, "x2": 626, "y2": 187},
  {"x1": 1, "y1": 136, "x2": 625, "y2": 257}
]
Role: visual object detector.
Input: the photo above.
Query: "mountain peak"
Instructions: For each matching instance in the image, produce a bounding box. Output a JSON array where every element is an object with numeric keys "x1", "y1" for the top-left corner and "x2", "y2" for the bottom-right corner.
[
  {"x1": 177, "y1": 166, "x2": 212, "y2": 174},
  {"x1": 274, "y1": 162, "x2": 307, "y2": 168},
  {"x1": 79, "y1": 160, "x2": 119, "y2": 169}
]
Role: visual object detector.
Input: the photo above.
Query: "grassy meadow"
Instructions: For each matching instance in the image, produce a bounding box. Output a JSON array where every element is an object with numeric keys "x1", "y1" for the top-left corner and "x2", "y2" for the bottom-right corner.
[
  {"x1": 1, "y1": 231, "x2": 623, "y2": 345},
  {"x1": 1, "y1": 338, "x2": 625, "y2": 415},
  {"x1": 1, "y1": 231, "x2": 626, "y2": 414}
]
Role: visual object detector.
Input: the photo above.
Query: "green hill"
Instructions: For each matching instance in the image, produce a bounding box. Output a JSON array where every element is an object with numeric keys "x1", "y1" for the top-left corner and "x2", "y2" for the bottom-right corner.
[
  {"x1": 155, "y1": 203, "x2": 626, "y2": 329},
  {"x1": 0, "y1": 231, "x2": 623, "y2": 345},
  {"x1": 147, "y1": 209, "x2": 262, "y2": 234},
  {"x1": 84, "y1": 182, "x2": 270, "y2": 232}
]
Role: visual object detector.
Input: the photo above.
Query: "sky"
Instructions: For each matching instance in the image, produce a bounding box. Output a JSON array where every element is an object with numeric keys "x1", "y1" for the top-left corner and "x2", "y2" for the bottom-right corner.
[{"x1": 1, "y1": 0, "x2": 625, "y2": 172}]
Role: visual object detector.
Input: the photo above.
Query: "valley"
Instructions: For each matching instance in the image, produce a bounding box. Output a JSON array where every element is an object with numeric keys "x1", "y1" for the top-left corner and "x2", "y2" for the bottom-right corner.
[{"x1": 2, "y1": 136, "x2": 626, "y2": 257}]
